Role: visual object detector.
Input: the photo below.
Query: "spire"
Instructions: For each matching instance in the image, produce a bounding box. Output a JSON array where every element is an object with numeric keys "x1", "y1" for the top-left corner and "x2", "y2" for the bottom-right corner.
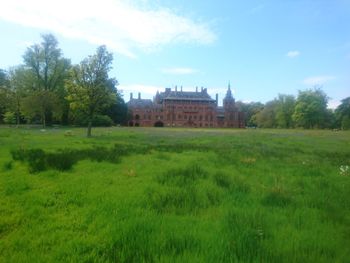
[{"x1": 225, "y1": 82, "x2": 233, "y2": 100}]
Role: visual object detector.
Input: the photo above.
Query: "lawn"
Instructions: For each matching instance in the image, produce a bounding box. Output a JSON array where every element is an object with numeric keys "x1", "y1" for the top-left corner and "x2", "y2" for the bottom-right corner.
[{"x1": 0, "y1": 127, "x2": 350, "y2": 262}]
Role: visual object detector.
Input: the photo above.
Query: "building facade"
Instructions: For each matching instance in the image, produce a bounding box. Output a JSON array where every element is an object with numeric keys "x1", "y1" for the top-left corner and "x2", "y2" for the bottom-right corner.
[{"x1": 127, "y1": 84, "x2": 244, "y2": 128}]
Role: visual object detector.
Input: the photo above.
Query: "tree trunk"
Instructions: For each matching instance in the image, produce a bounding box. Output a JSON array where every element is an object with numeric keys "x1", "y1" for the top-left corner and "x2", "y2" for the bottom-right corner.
[
  {"x1": 87, "y1": 119, "x2": 92, "y2": 137},
  {"x1": 16, "y1": 112, "x2": 20, "y2": 128},
  {"x1": 42, "y1": 112, "x2": 46, "y2": 128}
]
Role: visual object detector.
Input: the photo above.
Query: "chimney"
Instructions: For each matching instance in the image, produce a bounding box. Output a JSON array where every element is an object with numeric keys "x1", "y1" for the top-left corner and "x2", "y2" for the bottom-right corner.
[
  {"x1": 180, "y1": 86, "x2": 183, "y2": 92},
  {"x1": 201, "y1": 87, "x2": 204, "y2": 92},
  {"x1": 216, "y1": 93, "x2": 218, "y2": 106},
  {"x1": 138, "y1": 92, "x2": 141, "y2": 99},
  {"x1": 130, "y1": 93, "x2": 133, "y2": 100},
  {"x1": 175, "y1": 85, "x2": 177, "y2": 92},
  {"x1": 196, "y1": 86, "x2": 198, "y2": 92},
  {"x1": 204, "y1": 88, "x2": 207, "y2": 94}
]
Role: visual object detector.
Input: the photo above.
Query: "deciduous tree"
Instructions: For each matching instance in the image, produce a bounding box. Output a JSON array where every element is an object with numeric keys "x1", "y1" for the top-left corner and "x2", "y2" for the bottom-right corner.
[
  {"x1": 293, "y1": 88, "x2": 328, "y2": 128},
  {"x1": 23, "y1": 34, "x2": 70, "y2": 126},
  {"x1": 66, "y1": 46, "x2": 116, "y2": 137},
  {"x1": 335, "y1": 97, "x2": 350, "y2": 130}
]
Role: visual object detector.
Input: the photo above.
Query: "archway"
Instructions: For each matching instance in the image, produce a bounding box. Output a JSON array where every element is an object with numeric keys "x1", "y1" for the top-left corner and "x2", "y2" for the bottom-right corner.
[{"x1": 128, "y1": 121, "x2": 134, "y2": 127}]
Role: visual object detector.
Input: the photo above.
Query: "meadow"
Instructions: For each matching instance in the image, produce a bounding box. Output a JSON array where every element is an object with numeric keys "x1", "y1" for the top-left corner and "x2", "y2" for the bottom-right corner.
[{"x1": 0, "y1": 126, "x2": 350, "y2": 262}]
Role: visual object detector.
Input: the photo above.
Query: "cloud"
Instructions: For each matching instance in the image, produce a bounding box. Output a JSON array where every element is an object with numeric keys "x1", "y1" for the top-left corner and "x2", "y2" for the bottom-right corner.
[
  {"x1": 118, "y1": 84, "x2": 164, "y2": 100},
  {"x1": 286, "y1": 50, "x2": 300, "y2": 58},
  {"x1": 303, "y1": 75, "x2": 336, "y2": 86},
  {"x1": 0, "y1": 0, "x2": 216, "y2": 58},
  {"x1": 161, "y1": 67, "x2": 198, "y2": 75},
  {"x1": 328, "y1": 99, "x2": 340, "y2": 109}
]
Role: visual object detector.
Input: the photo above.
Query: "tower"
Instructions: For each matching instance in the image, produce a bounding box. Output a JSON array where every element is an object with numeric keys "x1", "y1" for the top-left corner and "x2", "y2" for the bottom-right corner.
[
  {"x1": 223, "y1": 82, "x2": 237, "y2": 127},
  {"x1": 223, "y1": 82, "x2": 235, "y2": 109}
]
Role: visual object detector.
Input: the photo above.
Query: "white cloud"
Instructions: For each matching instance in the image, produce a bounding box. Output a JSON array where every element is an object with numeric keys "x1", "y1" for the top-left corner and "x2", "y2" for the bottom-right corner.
[
  {"x1": 303, "y1": 75, "x2": 336, "y2": 86},
  {"x1": 119, "y1": 84, "x2": 164, "y2": 100},
  {"x1": 328, "y1": 99, "x2": 340, "y2": 109},
  {"x1": 0, "y1": 0, "x2": 216, "y2": 58},
  {"x1": 286, "y1": 50, "x2": 300, "y2": 58},
  {"x1": 161, "y1": 67, "x2": 198, "y2": 75}
]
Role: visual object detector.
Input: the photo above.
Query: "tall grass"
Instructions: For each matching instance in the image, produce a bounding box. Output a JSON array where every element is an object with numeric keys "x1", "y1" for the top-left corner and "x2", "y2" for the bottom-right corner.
[{"x1": 0, "y1": 127, "x2": 349, "y2": 262}]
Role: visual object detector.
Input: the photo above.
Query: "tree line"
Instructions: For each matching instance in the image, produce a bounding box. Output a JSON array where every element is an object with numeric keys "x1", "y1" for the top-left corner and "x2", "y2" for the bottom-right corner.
[
  {"x1": 236, "y1": 90, "x2": 350, "y2": 130},
  {"x1": 0, "y1": 34, "x2": 127, "y2": 136},
  {"x1": 0, "y1": 34, "x2": 349, "y2": 133}
]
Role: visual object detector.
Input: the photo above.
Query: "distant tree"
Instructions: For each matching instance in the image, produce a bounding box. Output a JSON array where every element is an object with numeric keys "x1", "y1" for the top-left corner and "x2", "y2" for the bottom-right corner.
[
  {"x1": 6, "y1": 66, "x2": 32, "y2": 126},
  {"x1": 236, "y1": 101, "x2": 264, "y2": 127},
  {"x1": 0, "y1": 69, "x2": 10, "y2": 123},
  {"x1": 22, "y1": 90, "x2": 62, "y2": 126},
  {"x1": 66, "y1": 46, "x2": 116, "y2": 137},
  {"x1": 275, "y1": 94, "x2": 295, "y2": 128},
  {"x1": 335, "y1": 97, "x2": 350, "y2": 130},
  {"x1": 3, "y1": 111, "x2": 16, "y2": 125},
  {"x1": 255, "y1": 100, "x2": 278, "y2": 128},
  {"x1": 292, "y1": 88, "x2": 329, "y2": 128},
  {"x1": 23, "y1": 34, "x2": 70, "y2": 126},
  {"x1": 103, "y1": 81, "x2": 128, "y2": 125}
]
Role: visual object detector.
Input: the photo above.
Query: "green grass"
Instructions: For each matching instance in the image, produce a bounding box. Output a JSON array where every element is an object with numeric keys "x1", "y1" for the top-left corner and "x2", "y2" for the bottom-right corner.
[{"x1": 0, "y1": 126, "x2": 350, "y2": 262}]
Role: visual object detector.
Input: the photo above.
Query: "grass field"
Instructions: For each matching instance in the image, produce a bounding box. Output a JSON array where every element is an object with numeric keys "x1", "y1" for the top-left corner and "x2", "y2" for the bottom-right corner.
[{"x1": 1, "y1": 127, "x2": 350, "y2": 262}]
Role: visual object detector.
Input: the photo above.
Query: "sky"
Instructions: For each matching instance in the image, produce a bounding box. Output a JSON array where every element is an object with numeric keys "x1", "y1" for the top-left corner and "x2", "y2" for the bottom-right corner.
[{"x1": 0, "y1": 0, "x2": 349, "y2": 108}]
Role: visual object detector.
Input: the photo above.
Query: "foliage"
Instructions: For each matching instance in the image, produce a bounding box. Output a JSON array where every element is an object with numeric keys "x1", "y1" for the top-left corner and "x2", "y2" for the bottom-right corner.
[
  {"x1": 293, "y1": 88, "x2": 329, "y2": 128},
  {"x1": 22, "y1": 34, "x2": 70, "y2": 127},
  {"x1": 236, "y1": 101, "x2": 264, "y2": 127},
  {"x1": 72, "y1": 113, "x2": 114, "y2": 127},
  {"x1": 3, "y1": 112, "x2": 16, "y2": 125},
  {"x1": 21, "y1": 90, "x2": 62, "y2": 125},
  {"x1": 275, "y1": 94, "x2": 295, "y2": 128},
  {"x1": 255, "y1": 100, "x2": 278, "y2": 128},
  {"x1": 335, "y1": 97, "x2": 350, "y2": 130},
  {"x1": 66, "y1": 46, "x2": 116, "y2": 136}
]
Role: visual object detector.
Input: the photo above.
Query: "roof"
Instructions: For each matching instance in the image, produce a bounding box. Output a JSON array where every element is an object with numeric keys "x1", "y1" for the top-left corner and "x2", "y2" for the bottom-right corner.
[
  {"x1": 127, "y1": 98, "x2": 153, "y2": 108},
  {"x1": 158, "y1": 90, "x2": 215, "y2": 102}
]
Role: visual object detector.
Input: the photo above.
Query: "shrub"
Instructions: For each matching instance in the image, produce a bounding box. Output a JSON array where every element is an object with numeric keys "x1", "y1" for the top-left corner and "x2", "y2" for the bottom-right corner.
[
  {"x1": 3, "y1": 112, "x2": 16, "y2": 125},
  {"x1": 2, "y1": 161, "x2": 13, "y2": 171}
]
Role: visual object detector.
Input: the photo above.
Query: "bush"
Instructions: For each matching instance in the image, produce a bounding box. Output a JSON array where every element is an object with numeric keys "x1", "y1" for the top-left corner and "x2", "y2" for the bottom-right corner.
[
  {"x1": 92, "y1": 115, "x2": 114, "y2": 127},
  {"x1": 3, "y1": 112, "x2": 16, "y2": 125},
  {"x1": 341, "y1": 116, "x2": 350, "y2": 130},
  {"x1": 73, "y1": 114, "x2": 114, "y2": 127}
]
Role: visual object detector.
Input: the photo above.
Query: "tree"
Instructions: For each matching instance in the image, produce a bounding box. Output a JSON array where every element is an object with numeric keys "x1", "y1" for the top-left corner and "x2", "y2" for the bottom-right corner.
[
  {"x1": 292, "y1": 88, "x2": 329, "y2": 128},
  {"x1": 335, "y1": 97, "x2": 350, "y2": 130},
  {"x1": 236, "y1": 101, "x2": 264, "y2": 127},
  {"x1": 6, "y1": 66, "x2": 32, "y2": 126},
  {"x1": 102, "y1": 80, "x2": 128, "y2": 125},
  {"x1": 0, "y1": 69, "x2": 10, "y2": 123},
  {"x1": 23, "y1": 34, "x2": 70, "y2": 127},
  {"x1": 66, "y1": 45, "x2": 116, "y2": 137},
  {"x1": 22, "y1": 90, "x2": 61, "y2": 126},
  {"x1": 275, "y1": 94, "x2": 295, "y2": 128},
  {"x1": 255, "y1": 100, "x2": 278, "y2": 128}
]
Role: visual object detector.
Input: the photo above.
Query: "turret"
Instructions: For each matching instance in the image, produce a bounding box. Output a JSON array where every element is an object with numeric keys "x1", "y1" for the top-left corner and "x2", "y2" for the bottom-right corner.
[{"x1": 223, "y1": 82, "x2": 235, "y2": 108}]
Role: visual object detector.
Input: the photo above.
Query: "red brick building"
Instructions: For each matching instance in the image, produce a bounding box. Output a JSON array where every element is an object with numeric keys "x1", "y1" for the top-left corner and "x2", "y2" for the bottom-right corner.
[{"x1": 127, "y1": 84, "x2": 244, "y2": 128}]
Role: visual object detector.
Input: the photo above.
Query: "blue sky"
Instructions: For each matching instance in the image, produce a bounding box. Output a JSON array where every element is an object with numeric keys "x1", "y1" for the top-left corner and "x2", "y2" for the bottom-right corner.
[{"x1": 0, "y1": 0, "x2": 349, "y2": 107}]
